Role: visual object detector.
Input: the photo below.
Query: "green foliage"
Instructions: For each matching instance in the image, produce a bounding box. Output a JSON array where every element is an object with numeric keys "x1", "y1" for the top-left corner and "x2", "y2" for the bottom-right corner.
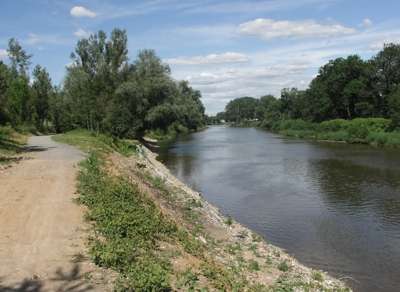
[
  {"x1": 225, "y1": 97, "x2": 259, "y2": 123},
  {"x1": 63, "y1": 33, "x2": 205, "y2": 138},
  {"x1": 176, "y1": 269, "x2": 199, "y2": 291},
  {"x1": 222, "y1": 43, "x2": 400, "y2": 145},
  {"x1": 31, "y1": 65, "x2": 52, "y2": 131},
  {"x1": 0, "y1": 125, "x2": 27, "y2": 164},
  {"x1": 319, "y1": 119, "x2": 349, "y2": 132},
  {"x1": 388, "y1": 87, "x2": 400, "y2": 129},
  {"x1": 225, "y1": 216, "x2": 233, "y2": 226},
  {"x1": 278, "y1": 260, "x2": 290, "y2": 272},
  {"x1": 274, "y1": 119, "x2": 316, "y2": 131},
  {"x1": 1, "y1": 31, "x2": 205, "y2": 140},
  {"x1": 312, "y1": 271, "x2": 324, "y2": 282},
  {"x1": 78, "y1": 152, "x2": 176, "y2": 290},
  {"x1": 269, "y1": 117, "x2": 400, "y2": 146},
  {"x1": 53, "y1": 129, "x2": 137, "y2": 156},
  {"x1": 248, "y1": 259, "x2": 260, "y2": 271}
]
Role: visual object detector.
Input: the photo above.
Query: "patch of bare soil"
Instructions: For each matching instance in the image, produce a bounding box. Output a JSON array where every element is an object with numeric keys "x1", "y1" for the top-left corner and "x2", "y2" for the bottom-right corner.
[{"x1": 0, "y1": 136, "x2": 112, "y2": 291}]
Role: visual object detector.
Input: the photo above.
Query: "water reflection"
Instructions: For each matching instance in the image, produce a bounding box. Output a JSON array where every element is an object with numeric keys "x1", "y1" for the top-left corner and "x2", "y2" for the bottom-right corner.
[{"x1": 158, "y1": 126, "x2": 400, "y2": 292}]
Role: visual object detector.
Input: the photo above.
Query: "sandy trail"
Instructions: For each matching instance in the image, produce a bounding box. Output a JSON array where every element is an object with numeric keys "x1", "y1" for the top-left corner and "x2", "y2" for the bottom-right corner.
[{"x1": 0, "y1": 136, "x2": 99, "y2": 291}]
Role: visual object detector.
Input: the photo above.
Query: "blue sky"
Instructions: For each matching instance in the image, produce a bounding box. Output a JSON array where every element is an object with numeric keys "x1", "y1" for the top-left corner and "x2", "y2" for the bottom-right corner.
[{"x1": 1, "y1": 0, "x2": 400, "y2": 114}]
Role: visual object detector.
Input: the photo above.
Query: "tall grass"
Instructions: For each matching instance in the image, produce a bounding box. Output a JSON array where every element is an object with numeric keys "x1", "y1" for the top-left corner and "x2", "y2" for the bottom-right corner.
[{"x1": 270, "y1": 118, "x2": 400, "y2": 147}]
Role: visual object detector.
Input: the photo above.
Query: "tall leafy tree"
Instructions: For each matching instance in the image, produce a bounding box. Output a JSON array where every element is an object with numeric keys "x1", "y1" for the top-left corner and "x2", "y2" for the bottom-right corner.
[
  {"x1": 373, "y1": 43, "x2": 400, "y2": 115},
  {"x1": 5, "y1": 39, "x2": 32, "y2": 125},
  {"x1": 31, "y1": 65, "x2": 52, "y2": 130},
  {"x1": 0, "y1": 61, "x2": 10, "y2": 124}
]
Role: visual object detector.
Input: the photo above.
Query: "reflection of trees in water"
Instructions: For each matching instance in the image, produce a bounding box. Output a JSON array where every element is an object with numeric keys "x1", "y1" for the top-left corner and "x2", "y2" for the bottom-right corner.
[
  {"x1": 163, "y1": 154, "x2": 200, "y2": 190},
  {"x1": 309, "y1": 158, "x2": 400, "y2": 224}
]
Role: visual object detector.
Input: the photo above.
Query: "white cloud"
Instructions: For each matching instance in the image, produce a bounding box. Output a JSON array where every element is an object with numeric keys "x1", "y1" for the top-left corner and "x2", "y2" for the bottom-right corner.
[
  {"x1": 361, "y1": 18, "x2": 373, "y2": 28},
  {"x1": 166, "y1": 52, "x2": 249, "y2": 65},
  {"x1": 369, "y1": 37, "x2": 400, "y2": 50},
  {"x1": 0, "y1": 49, "x2": 8, "y2": 60},
  {"x1": 188, "y1": 0, "x2": 337, "y2": 14},
  {"x1": 24, "y1": 33, "x2": 71, "y2": 46},
  {"x1": 238, "y1": 18, "x2": 356, "y2": 40},
  {"x1": 169, "y1": 21, "x2": 400, "y2": 114},
  {"x1": 26, "y1": 33, "x2": 41, "y2": 45},
  {"x1": 70, "y1": 6, "x2": 96, "y2": 18},
  {"x1": 74, "y1": 28, "x2": 91, "y2": 38}
]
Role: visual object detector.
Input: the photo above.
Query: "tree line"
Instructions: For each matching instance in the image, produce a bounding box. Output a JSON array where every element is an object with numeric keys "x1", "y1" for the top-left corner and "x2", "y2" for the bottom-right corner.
[
  {"x1": 218, "y1": 43, "x2": 400, "y2": 131},
  {"x1": 0, "y1": 28, "x2": 206, "y2": 139}
]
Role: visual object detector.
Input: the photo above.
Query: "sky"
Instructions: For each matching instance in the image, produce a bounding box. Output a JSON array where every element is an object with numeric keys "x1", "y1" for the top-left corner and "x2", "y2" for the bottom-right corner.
[{"x1": 1, "y1": 0, "x2": 400, "y2": 114}]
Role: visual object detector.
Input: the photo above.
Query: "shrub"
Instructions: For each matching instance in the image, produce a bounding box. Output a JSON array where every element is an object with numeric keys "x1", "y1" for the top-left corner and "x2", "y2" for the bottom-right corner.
[
  {"x1": 319, "y1": 119, "x2": 348, "y2": 132},
  {"x1": 316, "y1": 130, "x2": 349, "y2": 141},
  {"x1": 275, "y1": 119, "x2": 316, "y2": 131},
  {"x1": 278, "y1": 260, "x2": 290, "y2": 272},
  {"x1": 0, "y1": 125, "x2": 13, "y2": 140},
  {"x1": 248, "y1": 259, "x2": 260, "y2": 271}
]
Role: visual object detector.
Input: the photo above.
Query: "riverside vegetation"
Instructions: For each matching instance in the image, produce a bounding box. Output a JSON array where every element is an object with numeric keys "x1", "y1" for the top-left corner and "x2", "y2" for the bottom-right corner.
[
  {"x1": 54, "y1": 129, "x2": 350, "y2": 291},
  {"x1": 0, "y1": 28, "x2": 205, "y2": 164},
  {"x1": 0, "y1": 29, "x2": 205, "y2": 143},
  {"x1": 1, "y1": 27, "x2": 395, "y2": 291},
  {"x1": 213, "y1": 44, "x2": 400, "y2": 147}
]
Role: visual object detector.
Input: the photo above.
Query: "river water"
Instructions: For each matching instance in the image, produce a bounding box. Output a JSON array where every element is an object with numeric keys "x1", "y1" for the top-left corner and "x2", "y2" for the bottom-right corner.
[{"x1": 157, "y1": 126, "x2": 400, "y2": 292}]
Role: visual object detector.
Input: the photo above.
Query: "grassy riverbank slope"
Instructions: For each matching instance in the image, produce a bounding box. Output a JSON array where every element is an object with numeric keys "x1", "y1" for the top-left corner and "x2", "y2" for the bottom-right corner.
[
  {"x1": 54, "y1": 130, "x2": 350, "y2": 291},
  {"x1": 265, "y1": 118, "x2": 400, "y2": 147}
]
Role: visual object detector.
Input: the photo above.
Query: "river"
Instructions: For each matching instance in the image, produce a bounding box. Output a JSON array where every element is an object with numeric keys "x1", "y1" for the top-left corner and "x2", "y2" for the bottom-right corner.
[{"x1": 157, "y1": 126, "x2": 400, "y2": 292}]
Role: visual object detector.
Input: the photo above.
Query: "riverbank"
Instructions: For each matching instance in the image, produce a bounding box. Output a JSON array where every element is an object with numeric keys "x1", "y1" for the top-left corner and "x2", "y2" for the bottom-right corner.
[
  {"x1": 54, "y1": 130, "x2": 350, "y2": 291},
  {"x1": 228, "y1": 118, "x2": 400, "y2": 148}
]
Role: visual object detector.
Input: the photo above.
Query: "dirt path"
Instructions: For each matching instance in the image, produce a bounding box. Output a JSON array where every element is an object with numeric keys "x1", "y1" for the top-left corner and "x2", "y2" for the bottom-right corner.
[{"x1": 0, "y1": 136, "x2": 103, "y2": 291}]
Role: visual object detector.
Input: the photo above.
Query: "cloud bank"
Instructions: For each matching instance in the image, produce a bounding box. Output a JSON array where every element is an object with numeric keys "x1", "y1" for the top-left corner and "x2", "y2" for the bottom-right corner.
[
  {"x1": 70, "y1": 6, "x2": 97, "y2": 18},
  {"x1": 166, "y1": 52, "x2": 249, "y2": 65},
  {"x1": 238, "y1": 18, "x2": 356, "y2": 40}
]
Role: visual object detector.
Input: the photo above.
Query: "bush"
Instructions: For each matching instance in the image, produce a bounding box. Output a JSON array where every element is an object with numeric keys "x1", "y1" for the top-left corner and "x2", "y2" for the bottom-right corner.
[
  {"x1": 367, "y1": 131, "x2": 400, "y2": 146},
  {"x1": 346, "y1": 118, "x2": 390, "y2": 140},
  {"x1": 0, "y1": 125, "x2": 13, "y2": 139},
  {"x1": 271, "y1": 117, "x2": 400, "y2": 147},
  {"x1": 274, "y1": 119, "x2": 316, "y2": 131},
  {"x1": 319, "y1": 119, "x2": 348, "y2": 132},
  {"x1": 316, "y1": 130, "x2": 349, "y2": 141}
]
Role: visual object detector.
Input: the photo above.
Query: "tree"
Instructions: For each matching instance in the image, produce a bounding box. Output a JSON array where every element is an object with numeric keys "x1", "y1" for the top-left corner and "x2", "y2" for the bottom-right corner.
[
  {"x1": 373, "y1": 43, "x2": 400, "y2": 115},
  {"x1": 307, "y1": 55, "x2": 373, "y2": 120},
  {"x1": 7, "y1": 38, "x2": 32, "y2": 76},
  {"x1": 4, "y1": 39, "x2": 32, "y2": 125},
  {"x1": 0, "y1": 61, "x2": 10, "y2": 124},
  {"x1": 225, "y1": 97, "x2": 259, "y2": 122},
  {"x1": 31, "y1": 65, "x2": 52, "y2": 130},
  {"x1": 388, "y1": 87, "x2": 400, "y2": 129}
]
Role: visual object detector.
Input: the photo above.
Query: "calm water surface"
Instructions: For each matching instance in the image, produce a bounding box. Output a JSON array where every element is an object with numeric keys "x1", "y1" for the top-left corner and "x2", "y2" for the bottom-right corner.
[{"x1": 158, "y1": 126, "x2": 400, "y2": 292}]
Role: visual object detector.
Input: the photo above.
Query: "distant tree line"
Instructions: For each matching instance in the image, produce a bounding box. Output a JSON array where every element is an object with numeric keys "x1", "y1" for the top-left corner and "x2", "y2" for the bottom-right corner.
[
  {"x1": 0, "y1": 28, "x2": 205, "y2": 138},
  {"x1": 0, "y1": 38, "x2": 54, "y2": 132},
  {"x1": 217, "y1": 43, "x2": 400, "y2": 131}
]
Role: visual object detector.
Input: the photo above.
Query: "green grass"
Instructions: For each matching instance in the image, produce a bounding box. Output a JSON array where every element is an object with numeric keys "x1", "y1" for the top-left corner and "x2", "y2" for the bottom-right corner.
[
  {"x1": 271, "y1": 118, "x2": 400, "y2": 147},
  {"x1": 278, "y1": 260, "x2": 290, "y2": 272},
  {"x1": 271, "y1": 273, "x2": 351, "y2": 292},
  {"x1": 78, "y1": 152, "x2": 177, "y2": 290},
  {"x1": 0, "y1": 126, "x2": 28, "y2": 165},
  {"x1": 248, "y1": 259, "x2": 260, "y2": 271},
  {"x1": 56, "y1": 128, "x2": 349, "y2": 291},
  {"x1": 76, "y1": 151, "x2": 251, "y2": 290},
  {"x1": 52, "y1": 129, "x2": 137, "y2": 156}
]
